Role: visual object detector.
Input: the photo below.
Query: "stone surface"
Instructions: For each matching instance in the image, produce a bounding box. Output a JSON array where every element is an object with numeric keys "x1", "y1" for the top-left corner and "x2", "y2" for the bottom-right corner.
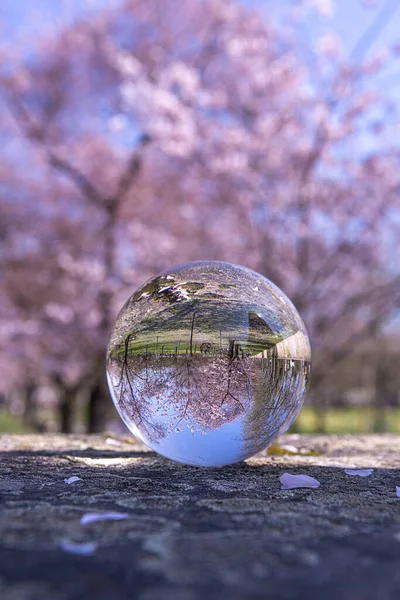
[{"x1": 0, "y1": 433, "x2": 399, "y2": 600}]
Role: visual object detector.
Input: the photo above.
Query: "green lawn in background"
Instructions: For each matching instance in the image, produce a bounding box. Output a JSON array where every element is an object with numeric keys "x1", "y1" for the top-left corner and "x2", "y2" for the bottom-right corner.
[
  {"x1": 1, "y1": 406, "x2": 400, "y2": 434},
  {"x1": 0, "y1": 408, "x2": 34, "y2": 433},
  {"x1": 290, "y1": 406, "x2": 400, "y2": 434}
]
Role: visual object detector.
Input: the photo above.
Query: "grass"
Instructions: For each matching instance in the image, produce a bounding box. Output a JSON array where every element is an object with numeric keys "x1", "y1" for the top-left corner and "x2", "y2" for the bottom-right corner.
[
  {"x1": 290, "y1": 406, "x2": 400, "y2": 434},
  {"x1": 1, "y1": 406, "x2": 400, "y2": 435},
  {"x1": 0, "y1": 408, "x2": 35, "y2": 433}
]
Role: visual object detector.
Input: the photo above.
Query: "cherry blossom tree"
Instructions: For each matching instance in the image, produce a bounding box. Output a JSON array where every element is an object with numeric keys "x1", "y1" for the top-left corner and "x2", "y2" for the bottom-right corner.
[
  {"x1": 0, "y1": 0, "x2": 399, "y2": 431},
  {"x1": 108, "y1": 0, "x2": 400, "y2": 395}
]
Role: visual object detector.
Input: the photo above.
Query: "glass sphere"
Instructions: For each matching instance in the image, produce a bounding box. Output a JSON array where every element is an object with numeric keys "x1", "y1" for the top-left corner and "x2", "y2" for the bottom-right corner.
[{"x1": 107, "y1": 261, "x2": 311, "y2": 466}]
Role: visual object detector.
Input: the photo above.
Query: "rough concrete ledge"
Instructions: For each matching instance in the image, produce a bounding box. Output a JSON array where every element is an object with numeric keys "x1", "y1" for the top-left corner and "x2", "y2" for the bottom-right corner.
[{"x1": 0, "y1": 433, "x2": 399, "y2": 600}]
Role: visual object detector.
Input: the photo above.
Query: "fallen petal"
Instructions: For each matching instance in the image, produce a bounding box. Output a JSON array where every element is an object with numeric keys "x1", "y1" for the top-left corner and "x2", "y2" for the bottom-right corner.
[
  {"x1": 396, "y1": 486, "x2": 400, "y2": 498},
  {"x1": 105, "y1": 437, "x2": 122, "y2": 446},
  {"x1": 80, "y1": 512, "x2": 129, "y2": 525},
  {"x1": 344, "y1": 469, "x2": 373, "y2": 477},
  {"x1": 280, "y1": 473, "x2": 320, "y2": 490},
  {"x1": 280, "y1": 444, "x2": 298, "y2": 453},
  {"x1": 64, "y1": 476, "x2": 82, "y2": 485},
  {"x1": 60, "y1": 540, "x2": 97, "y2": 556}
]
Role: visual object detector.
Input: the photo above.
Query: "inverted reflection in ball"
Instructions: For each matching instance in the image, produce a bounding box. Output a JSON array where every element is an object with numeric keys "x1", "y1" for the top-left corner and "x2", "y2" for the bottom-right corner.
[{"x1": 107, "y1": 261, "x2": 311, "y2": 466}]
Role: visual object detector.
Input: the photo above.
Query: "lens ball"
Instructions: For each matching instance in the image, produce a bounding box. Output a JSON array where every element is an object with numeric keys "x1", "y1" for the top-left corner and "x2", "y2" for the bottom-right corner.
[{"x1": 107, "y1": 261, "x2": 311, "y2": 466}]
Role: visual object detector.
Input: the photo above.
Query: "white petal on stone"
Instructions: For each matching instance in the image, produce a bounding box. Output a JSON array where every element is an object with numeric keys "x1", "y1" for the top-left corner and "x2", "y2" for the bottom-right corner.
[
  {"x1": 280, "y1": 444, "x2": 298, "y2": 453},
  {"x1": 64, "y1": 476, "x2": 82, "y2": 485},
  {"x1": 344, "y1": 469, "x2": 374, "y2": 477},
  {"x1": 80, "y1": 512, "x2": 129, "y2": 526},
  {"x1": 396, "y1": 486, "x2": 400, "y2": 498},
  {"x1": 105, "y1": 437, "x2": 122, "y2": 446},
  {"x1": 280, "y1": 473, "x2": 320, "y2": 490},
  {"x1": 60, "y1": 540, "x2": 98, "y2": 555}
]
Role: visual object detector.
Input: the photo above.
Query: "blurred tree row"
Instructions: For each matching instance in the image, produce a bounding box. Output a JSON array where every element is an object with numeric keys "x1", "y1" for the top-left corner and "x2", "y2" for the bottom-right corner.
[{"x1": 0, "y1": 0, "x2": 399, "y2": 432}]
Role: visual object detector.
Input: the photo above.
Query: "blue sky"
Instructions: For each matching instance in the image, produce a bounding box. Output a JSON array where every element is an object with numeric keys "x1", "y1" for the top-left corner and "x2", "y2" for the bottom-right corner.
[
  {"x1": 247, "y1": 0, "x2": 400, "y2": 55},
  {"x1": 2, "y1": 0, "x2": 399, "y2": 162},
  {"x1": 0, "y1": 0, "x2": 117, "y2": 47},
  {"x1": 1, "y1": 0, "x2": 399, "y2": 148},
  {"x1": 1, "y1": 0, "x2": 399, "y2": 60}
]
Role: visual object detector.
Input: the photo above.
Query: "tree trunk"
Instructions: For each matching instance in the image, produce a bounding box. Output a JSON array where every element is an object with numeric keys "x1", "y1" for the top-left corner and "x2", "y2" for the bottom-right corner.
[
  {"x1": 59, "y1": 385, "x2": 78, "y2": 433},
  {"x1": 373, "y1": 360, "x2": 387, "y2": 433},
  {"x1": 23, "y1": 383, "x2": 41, "y2": 431},
  {"x1": 87, "y1": 375, "x2": 110, "y2": 433}
]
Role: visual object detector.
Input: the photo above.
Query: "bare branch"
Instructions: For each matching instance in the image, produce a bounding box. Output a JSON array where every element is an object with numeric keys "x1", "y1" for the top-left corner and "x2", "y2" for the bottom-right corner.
[
  {"x1": 113, "y1": 134, "x2": 151, "y2": 203},
  {"x1": 313, "y1": 309, "x2": 394, "y2": 381},
  {"x1": 350, "y1": 0, "x2": 399, "y2": 63},
  {"x1": 315, "y1": 275, "x2": 400, "y2": 340},
  {"x1": 5, "y1": 91, "x2": 104, "y2": 205},
  {"x1": 48, "y1": 152, "x2": 103, "y2": 205}
]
